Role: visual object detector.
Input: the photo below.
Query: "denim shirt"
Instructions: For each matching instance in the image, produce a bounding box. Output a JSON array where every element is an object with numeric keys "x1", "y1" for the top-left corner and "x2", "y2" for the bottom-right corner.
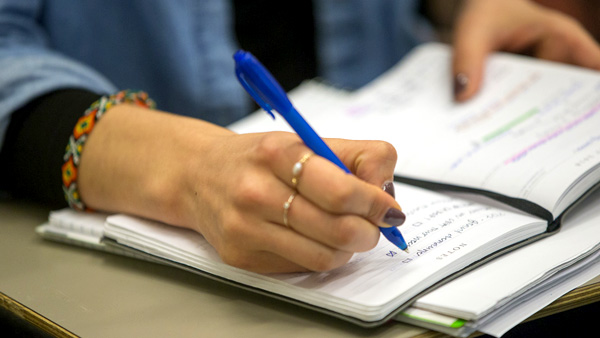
[{"x1": 0, "y1": 0, "x2": 433, "y2": 149}]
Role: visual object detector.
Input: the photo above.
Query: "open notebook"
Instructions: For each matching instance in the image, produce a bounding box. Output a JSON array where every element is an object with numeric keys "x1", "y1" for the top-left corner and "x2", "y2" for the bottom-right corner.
[
  {"x1": 36, "y1": 43, "x2": 600, "y2": 332},
  {"x1": 230, "y1": 42, "x2": 600, "y2": 232}
]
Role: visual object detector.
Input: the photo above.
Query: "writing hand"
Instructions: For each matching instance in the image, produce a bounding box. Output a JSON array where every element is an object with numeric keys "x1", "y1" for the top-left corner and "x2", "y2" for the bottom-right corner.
[
  {"x1": 78, "y1": 104, "x2": 404, "y2": 273},
  {"x1": 190, "y1": 132, "x2": 404, "y2": 273}
]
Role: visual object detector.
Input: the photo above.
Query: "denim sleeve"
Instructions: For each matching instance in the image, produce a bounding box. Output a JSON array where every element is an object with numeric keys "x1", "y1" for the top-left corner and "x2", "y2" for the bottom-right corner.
[
  {"x1": 0, "y1": 0, "x2": 117, "y2": 150},
  {"x1": 313, "y1": 0, "x2": 436, "y2": 90}
]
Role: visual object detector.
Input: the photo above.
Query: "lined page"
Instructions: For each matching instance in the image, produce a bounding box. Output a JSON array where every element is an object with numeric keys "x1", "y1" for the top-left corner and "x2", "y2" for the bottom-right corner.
[{"x1": 313, "y1": 44, "x2": 600, "y2": 216}]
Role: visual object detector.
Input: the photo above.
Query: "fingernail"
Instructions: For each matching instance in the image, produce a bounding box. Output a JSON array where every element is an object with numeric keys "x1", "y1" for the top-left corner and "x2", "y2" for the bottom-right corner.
[
  {"x1": 454, "y1": 72, "x2": 469, "y2": 97},
  {"x1": 382, "y1": 180, "x2": 395, "y2": 198},
  {"x1": 383, "y1": 208, "x2": 406, "y2": 227}
]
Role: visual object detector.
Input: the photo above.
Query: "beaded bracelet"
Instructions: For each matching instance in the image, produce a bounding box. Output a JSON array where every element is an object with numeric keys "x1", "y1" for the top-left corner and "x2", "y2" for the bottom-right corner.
[{"x1": 62, "y1": 90, "x2": 156, "y2": 211}]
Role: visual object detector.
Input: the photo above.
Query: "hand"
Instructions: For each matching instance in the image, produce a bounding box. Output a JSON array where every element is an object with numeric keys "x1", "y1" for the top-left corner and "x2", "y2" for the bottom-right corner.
[
  {"x1": 187, "y1": 131, "x2": 403, "y2": 273},
  {"x1": 452, "y1": 0, "x2": 600, "y2": 101},
  {"x1": 78, "y1": 104, "x2": 404, "y2": 273}
]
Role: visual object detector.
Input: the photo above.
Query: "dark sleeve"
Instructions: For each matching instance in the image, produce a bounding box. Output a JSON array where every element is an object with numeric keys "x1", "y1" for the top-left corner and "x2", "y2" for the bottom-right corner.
[{"x1": 0, "y1": 89, "x2": 102, "y2": 208}]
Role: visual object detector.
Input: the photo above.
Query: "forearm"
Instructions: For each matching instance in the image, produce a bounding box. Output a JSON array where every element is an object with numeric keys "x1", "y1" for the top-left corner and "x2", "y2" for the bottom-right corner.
[{"x1": 78, "y1": 103, "x2": 234, "y2": 228}]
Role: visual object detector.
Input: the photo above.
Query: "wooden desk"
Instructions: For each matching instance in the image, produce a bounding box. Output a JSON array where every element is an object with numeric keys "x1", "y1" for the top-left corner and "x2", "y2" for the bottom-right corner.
[{"x1": 1, "y1": 201, "x2": 599, "y2": 338}]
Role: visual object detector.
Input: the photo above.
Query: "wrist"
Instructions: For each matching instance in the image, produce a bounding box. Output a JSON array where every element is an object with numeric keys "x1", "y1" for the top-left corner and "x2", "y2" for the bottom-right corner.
[{"x1": 63, "y1": 90, "x2": 156, "y2": 211}]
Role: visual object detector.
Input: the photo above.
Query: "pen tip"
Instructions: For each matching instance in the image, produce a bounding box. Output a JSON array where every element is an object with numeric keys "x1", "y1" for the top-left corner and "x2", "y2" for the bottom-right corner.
[{"x1": 403, "y1": 248, "x2": 410, "y2": 254}]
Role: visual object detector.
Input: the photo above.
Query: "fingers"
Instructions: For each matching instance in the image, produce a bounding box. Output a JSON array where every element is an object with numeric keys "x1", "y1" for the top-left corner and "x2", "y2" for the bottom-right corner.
[
  {"x1": 260, "y1": 134, "x2": 403, "y2": 228},
  {"x1": 534, "y1": 13, "x2": 600, "y2": 70},
  {"x1": 452, "y1": 0, "x2": 600, "y2": 102},
  {"x1": 451, "y1": 1, "x2": 494, "y2": 102},
  {"x1": 216, "y1": 193, "x2": 360, "y2": 273},
  {"x1": 234, "y1": 147, "x2": 383, "y2": 253},
  {"x1": 217, "y1": 215, "x2": 354, "y2": 273},
  {"x1": 293, "y1": 154, "x2": 404, "y2": 228},
  {"x1": 254, "y1": 132, "x2": 402, "y2": 226},
  {"x1": 207, "y1": 132, "x2": 402, "y2": 273},
  {"x1": 234, "y1": 171, "x2": 381, "y2": 253},
  {"x1": 279, "y1": 192, "x2": 381, "y2": 252},
  {"x1": 257, "y1": 221, "x2": 356, "y2": 272},
  {"x1": 326, "y1": 138, "x2": 398, "y2": 187}
]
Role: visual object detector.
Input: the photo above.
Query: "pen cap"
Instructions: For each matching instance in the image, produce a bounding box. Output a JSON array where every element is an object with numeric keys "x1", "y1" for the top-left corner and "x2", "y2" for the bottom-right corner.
[{"x1": 234, "y1": 50, "x2": 294, "y2": 118}]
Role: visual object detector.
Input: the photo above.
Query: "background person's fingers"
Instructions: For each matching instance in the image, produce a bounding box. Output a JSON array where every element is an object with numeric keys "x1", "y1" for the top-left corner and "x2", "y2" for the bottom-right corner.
[{"x1": 451, "y1": 4, "x2": 493, "y2": 102}]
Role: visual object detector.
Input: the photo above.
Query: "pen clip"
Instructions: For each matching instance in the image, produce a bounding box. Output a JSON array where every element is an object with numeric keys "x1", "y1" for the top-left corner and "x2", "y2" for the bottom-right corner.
[
  {"x1": 235, "y1": 65, "x2": 276, "y2": 120},
  {"x1": 234, "y1": 50, "x2": 296, "y2": 121}
]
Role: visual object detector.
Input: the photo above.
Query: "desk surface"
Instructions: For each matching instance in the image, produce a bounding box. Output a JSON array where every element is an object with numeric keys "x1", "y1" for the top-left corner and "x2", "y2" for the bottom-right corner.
[{"x1": 1, "y1": 201, "x2": 599, "y2": 338}]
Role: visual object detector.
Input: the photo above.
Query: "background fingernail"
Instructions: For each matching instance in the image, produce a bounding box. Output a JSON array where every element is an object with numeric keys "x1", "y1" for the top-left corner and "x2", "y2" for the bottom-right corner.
[{"x1": 454, "y1": 72, "x2": 469, "y2": 97}]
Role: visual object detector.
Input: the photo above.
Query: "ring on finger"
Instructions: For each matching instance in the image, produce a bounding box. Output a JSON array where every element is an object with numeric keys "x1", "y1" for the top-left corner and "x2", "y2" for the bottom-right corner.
[
  {"x1": 292, "y1": 152, "x2": 313, "y2": 188},
  {"x1": 283, "y1": 192, "x2": 297, "y2": 228}
]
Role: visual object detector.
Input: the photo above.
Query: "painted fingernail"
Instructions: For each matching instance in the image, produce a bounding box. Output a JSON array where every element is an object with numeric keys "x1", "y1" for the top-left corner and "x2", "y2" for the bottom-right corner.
[
  {"x1": 454, "y1": 72, "x2": 469, "y2": 97},
  {"x1": 382, "y1": 180, "x2": 395, "y2": 198},
  {"x1": 383, "y1": 208, "x2": 406, "y2": 227}
]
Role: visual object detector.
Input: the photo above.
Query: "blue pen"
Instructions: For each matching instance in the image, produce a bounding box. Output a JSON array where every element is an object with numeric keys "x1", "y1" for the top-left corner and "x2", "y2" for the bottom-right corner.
[{"x1": 233, "y1": 50, "x2": 408, "y2": 252}]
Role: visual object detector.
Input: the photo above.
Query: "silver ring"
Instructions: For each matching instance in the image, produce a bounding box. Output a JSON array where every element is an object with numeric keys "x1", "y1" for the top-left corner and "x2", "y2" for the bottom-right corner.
[
  {"x1": 283, "y1": 193, "x2": 297, "y2": 228},
  {"x1": 292, "y1": 152, "x2": 313, "y2": 188}
]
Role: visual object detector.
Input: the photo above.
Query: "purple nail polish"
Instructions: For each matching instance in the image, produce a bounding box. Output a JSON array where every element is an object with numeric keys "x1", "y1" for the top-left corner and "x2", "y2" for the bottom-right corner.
[
  {"x1": 454, "y1": 73, "x2": 469, "y2": 97},
  {"x1": 383, "y1": 208, "x2": 406, "y2": 227},
  {"x1": 382, "y1": 180, "x2": 395, "y2": 198}
]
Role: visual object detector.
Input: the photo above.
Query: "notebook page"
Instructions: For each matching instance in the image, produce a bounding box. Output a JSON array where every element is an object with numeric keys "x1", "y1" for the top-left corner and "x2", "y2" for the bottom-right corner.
[{"x1": 307, "y1": 43, "x2": 600, "y2": 217}]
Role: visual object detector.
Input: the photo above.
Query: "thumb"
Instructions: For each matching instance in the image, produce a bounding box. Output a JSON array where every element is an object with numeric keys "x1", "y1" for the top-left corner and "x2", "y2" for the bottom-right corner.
[{"x1": 326, "y1": 138, "x2": 397, "y2": 187}]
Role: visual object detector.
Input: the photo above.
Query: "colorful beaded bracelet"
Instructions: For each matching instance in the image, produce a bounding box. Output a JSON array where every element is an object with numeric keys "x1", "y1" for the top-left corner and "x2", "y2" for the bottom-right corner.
[{"x1": 62, "y1": 90, "x2": 156, "y2": 211}]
